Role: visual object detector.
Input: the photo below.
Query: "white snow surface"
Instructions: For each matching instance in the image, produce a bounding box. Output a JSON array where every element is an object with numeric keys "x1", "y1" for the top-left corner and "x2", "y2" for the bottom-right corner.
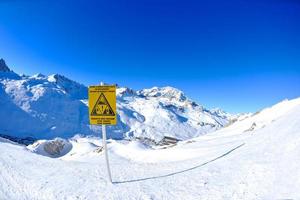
[
  {"x1": 0, "y1": 64, "x2": 234, "y2": 141},
  {"x1": 1, "y1": 97, "x2": 300, "y2": 199}
]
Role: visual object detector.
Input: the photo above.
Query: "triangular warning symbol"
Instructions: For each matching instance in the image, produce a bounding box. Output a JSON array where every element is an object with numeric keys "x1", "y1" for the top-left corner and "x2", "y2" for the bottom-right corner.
[{"x1": 91, "y1": 93, "x2": 115, "y2": 116}]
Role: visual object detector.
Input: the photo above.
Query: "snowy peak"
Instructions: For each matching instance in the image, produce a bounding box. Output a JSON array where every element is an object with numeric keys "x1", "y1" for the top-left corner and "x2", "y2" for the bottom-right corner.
[
  {"x1": 117, "y1": 87, "x2": 136, "y2": 97},
  {"x1": 47, "y1": 74, "x2": 78, "y2": 85},
  {"x1": 138, "y1": 86, "x2": 187, "y2": 102},
  {"x1": 31, "y1": 73, "x2": 46, "y2": 79},
  {"x1": 47, "y1": 74, "x2": 87, "y2": 99},
  {"x1": 137, "y1": 86, "x2": 201, "y2": 111},
  {"x1": 48, "y1": 74, "x2": 71, "y2": 83},
  {"x1": 0, "y1": 59, "x2": 20, "y2": 80},
  {"x1": 210, "y1": 108, "x2": 232, "y2": 119},
  {"x1": 0, "y1": 59, "x2": 11, "y2": 72}
]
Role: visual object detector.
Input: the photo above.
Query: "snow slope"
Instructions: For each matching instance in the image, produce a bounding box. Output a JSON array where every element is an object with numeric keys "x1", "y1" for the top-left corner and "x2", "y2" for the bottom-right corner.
[
  {"x1": 0, "y1": 59, "x2": 234, "y2": 141},
  {"x1": 0, "y1": 97, "x2": 299, "y2": 199}
]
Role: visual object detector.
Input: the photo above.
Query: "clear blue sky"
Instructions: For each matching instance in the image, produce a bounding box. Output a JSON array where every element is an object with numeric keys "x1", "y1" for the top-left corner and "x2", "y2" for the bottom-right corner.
[{"x1": 0, "y1": 0, "x2": 299, "y2": 113}]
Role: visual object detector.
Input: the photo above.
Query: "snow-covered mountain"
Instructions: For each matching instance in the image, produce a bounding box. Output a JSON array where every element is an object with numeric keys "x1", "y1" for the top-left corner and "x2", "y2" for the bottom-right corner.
[{"x1": 0, "y1": 59, "x2": 235, "y2": 142}]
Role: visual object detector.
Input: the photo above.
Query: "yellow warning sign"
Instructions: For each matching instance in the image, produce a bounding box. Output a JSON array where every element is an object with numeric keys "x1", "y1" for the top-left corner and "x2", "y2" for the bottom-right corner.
[{"x1": 88, "y1": 85, "x2": 117, "y2": 125}]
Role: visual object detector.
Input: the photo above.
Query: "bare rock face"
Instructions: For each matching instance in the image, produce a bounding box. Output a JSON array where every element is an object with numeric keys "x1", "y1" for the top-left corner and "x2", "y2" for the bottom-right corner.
[
  {"x1": 0, "y1": 59, "x2": 10, "y2": 72},
  {"x1": 43, "y1": 139, "x2": 72, "y2": 157},
  {"x1": 244, "y1": 122, "x2": 257, "y2": 132}
]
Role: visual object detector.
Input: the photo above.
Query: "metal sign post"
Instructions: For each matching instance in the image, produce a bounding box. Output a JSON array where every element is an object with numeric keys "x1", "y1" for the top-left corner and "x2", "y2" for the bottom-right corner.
[
  {"x1": 100, "y1": 82, "x2": 112, "y2": 183},
  {"x1": 88, "y1": 82, "x2": 116, "y2": 183}
]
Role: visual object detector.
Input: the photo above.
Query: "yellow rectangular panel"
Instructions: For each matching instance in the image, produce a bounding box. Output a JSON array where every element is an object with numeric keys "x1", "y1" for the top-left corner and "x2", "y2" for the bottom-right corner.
[{"x1": 88, "y1": 85, "x2": 117, "y2": 125}]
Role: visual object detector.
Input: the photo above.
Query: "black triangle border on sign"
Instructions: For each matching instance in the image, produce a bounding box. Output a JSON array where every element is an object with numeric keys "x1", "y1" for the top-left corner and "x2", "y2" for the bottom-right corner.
[{"x1": 91, "y1": 93, "x2": 115, "y2": 116}]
